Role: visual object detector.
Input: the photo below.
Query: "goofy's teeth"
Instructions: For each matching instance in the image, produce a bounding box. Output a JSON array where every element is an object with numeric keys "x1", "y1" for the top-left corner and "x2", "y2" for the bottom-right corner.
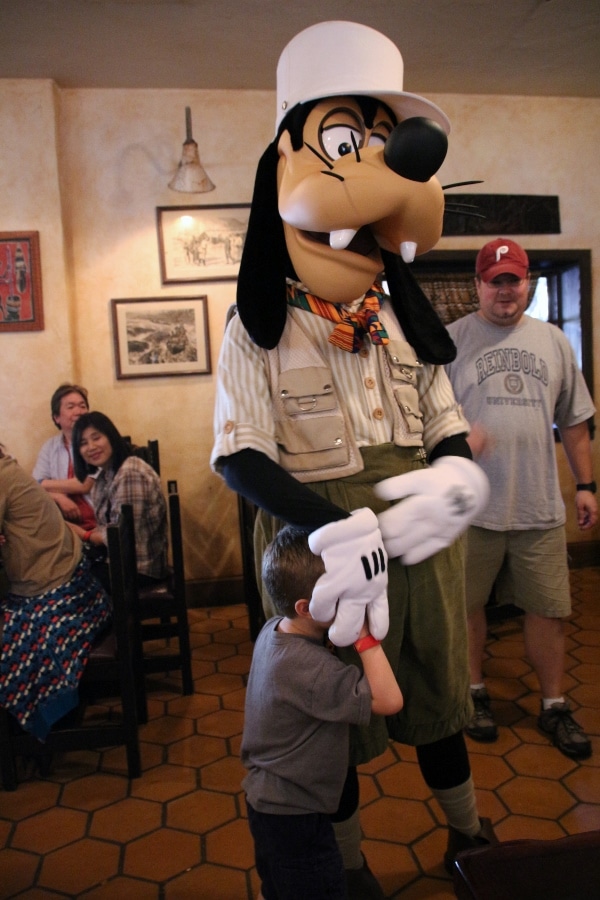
[
  {"x1": 400, "y1": 241, "x2": 417, "y2": 263},
  {"x1": 330, "y1": 229, "x2": 357, "y2": 250}
]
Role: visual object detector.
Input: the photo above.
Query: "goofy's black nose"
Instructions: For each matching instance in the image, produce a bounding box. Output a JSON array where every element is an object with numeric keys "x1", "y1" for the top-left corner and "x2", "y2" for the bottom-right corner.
[{"x1": 384, "y1": 117, "x2": 448, "y2": 183}]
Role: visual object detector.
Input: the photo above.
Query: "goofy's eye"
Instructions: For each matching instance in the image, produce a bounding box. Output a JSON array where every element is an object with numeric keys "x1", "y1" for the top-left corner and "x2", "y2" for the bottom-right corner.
[{"x1": 321, "y1": 125, "x2": 363, "y2": 160}]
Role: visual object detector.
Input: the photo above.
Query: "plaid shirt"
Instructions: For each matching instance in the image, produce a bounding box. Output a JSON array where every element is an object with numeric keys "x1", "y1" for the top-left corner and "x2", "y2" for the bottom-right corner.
[{"x1": 92, "y1": 456, "x2": 167, "y2": 579}]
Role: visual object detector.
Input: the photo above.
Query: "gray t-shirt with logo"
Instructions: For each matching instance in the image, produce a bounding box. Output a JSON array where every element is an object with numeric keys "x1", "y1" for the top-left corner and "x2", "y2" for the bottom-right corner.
[{"x1": 446, "y1": 313, "x2": 594, "y2": 530}]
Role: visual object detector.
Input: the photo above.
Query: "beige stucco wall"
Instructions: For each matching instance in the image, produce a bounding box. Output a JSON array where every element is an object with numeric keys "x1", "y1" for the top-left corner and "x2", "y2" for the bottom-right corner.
[{"x1": 1, "y1": 81, "x2": 599, "y2": 596}]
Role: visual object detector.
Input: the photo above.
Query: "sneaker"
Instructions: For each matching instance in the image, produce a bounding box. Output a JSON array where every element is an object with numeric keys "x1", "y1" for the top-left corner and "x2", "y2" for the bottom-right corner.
[
  {"x1": 465, "y1": 687, "x2": 498, "y2": 742},
  {"x1": 444, "y1": 817, "x2": 499, "y2": 875},
  {"x1": 538, "y1": 701, "x2": 592, "y2": 760}
]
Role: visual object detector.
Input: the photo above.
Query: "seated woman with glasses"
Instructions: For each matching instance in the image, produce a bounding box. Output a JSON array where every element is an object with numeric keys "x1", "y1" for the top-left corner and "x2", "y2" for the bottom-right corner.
[
  {"x1": 0, "y1": 443, "x2": 111, "y2": 740},
  {"x1": 71, "y1": 412, "x2": 168, "y2": 591}
]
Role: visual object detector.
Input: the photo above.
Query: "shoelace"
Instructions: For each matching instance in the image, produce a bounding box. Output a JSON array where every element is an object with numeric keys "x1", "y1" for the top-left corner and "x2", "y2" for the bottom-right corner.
[{"x1": 550, "y1": 708, "x2": 585, "y2": 736}]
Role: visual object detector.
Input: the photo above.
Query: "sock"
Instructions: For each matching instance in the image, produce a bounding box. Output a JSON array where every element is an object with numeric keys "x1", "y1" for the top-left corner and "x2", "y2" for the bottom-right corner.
[
  {"x1": 431, "y1": 775, "x2": 480, "y2": 837},
  {"x1": 542, "y1": 696, "x2": 565, "y2": 710},
  {"x1": 470, "y1": 683, "x2": 485, "y2": 692},
  {"x1": 332, "y1": 808, "x2": 363, "y2": 870}
]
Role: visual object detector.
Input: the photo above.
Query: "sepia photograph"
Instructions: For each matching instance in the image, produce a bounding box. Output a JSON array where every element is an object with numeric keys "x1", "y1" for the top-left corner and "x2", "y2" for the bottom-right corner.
[
  {"x1": 157, "y1": 204, "x2": 250, "y2": 283},
  {"x1": 111, "y1": 296, "x2": 211, "y2": 379}
]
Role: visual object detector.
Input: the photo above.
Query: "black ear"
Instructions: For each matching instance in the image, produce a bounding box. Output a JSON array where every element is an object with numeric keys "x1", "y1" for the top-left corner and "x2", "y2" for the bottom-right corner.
[
  {"x1": 381, "y1": 249, "x2": 456, "y2": 364},
  {"x1": 236, "y1": 141, "x2": 292, "y2": 349}
]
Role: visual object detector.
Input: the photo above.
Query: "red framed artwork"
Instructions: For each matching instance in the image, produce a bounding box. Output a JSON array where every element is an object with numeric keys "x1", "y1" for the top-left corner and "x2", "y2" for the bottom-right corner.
[{"x1": 0, "y1": 232, "x2": 44, "y2": 332}]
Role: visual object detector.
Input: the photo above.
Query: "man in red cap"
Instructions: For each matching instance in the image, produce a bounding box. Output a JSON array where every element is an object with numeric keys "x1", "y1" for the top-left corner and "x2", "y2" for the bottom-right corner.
[{"x1": 446, "y1": 237, "x2": 597, "y2": 760}]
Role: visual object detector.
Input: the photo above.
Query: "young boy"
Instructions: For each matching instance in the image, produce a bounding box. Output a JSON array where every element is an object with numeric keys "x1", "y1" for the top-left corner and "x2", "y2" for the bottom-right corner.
[{"x1": 241, "y1": 525, "x2": 403, "y2": 899}]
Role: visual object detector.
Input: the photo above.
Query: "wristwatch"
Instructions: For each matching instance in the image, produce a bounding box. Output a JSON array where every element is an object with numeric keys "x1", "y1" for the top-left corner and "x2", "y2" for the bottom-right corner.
[{"x1": 576, "y1": 481, "x2": 597, "y2": 493}]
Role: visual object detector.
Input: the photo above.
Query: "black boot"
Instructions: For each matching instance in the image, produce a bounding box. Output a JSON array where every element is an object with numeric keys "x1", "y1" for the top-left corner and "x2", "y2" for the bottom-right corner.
[
  {"x1": 444, "y1": 816, "x2": 499, "y2": 874},
  {"x1": 345, "y1": 854, "x2": 385, "y2": 899}
]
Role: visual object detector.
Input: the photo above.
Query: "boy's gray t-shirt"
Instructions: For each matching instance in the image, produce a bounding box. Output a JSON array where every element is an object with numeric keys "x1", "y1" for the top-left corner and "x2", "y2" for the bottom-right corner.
[
  {"x1": 241, "y1": 617, "x2": 372, "y2": 815},
  {"x1": 446, "y1": 313, "x2": 595, "y2": 531}
]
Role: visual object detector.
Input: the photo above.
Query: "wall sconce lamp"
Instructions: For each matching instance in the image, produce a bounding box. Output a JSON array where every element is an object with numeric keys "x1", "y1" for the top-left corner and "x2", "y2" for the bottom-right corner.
[{"x1": 169, "y1": 107, "x2": 215, "y2": 193}]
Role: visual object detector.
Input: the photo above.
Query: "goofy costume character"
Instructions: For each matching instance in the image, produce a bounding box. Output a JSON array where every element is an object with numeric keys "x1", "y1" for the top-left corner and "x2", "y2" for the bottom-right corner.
[{"x1": 212, "y1": 21, "x2": 497, "y2": 897}]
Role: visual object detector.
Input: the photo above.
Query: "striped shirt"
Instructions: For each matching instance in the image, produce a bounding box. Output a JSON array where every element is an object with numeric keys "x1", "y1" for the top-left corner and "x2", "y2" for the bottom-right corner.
[{"x1": 212, "y1": 295, "x2": 468, "y2": 473}]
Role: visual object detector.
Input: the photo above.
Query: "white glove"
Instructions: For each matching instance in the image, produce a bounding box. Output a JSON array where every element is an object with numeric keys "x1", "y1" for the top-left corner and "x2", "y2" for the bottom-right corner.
[
  {"x1": 308, "y1": 508, "x2": 389, "y2": 647},
  {"x1": 374, "y1": 456, "x2": 490, "y2": 565}
]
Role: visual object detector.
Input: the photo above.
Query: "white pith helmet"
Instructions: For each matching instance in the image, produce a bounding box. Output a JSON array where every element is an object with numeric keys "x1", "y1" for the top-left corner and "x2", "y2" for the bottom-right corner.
[{"x1": 275, "y1": 20, "x2": 450, "y2": 135}]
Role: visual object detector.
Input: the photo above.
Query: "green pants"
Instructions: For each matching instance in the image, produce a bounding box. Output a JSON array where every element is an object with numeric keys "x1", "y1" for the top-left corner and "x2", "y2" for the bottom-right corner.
[{"x1": 254, "y1": 443, "x2": 471, "y2": 764}]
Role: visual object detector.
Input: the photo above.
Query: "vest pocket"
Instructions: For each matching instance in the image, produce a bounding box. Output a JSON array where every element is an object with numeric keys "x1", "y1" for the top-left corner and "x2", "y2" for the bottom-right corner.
[
  {"x1": 278, "y1": 368, "x2": 336, "y2": 415},
  {"x1": 385, "y1": 341, "x2": 424, "y2": 438},
  {"x1": 275, "y1": 367, "x2": 349, "y2": 471}
]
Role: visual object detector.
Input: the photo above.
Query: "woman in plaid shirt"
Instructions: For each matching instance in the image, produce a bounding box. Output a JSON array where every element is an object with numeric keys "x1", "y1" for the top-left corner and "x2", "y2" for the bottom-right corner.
[{"x1": 71, "y1": 412, "x2": 168, "y2": 589}]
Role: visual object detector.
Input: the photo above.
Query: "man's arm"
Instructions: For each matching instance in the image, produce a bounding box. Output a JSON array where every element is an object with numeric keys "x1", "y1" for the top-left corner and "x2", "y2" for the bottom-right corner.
[
  {"x1": 559, "y1": 420, "x2": 598, "y2": 530},
  {"x1": 39, "y1": 475, "x2": 95, "y2": 495}
]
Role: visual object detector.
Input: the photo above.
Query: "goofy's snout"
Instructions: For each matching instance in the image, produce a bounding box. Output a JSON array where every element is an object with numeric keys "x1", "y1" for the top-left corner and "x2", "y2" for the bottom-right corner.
[{"x1": 384, "y1": 117, "x2": 448, "y2": 183}]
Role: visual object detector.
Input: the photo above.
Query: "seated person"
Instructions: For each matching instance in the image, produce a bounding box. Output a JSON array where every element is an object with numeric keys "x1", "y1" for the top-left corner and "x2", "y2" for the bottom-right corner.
[
  {"x1": 32, "y1": 383, "x2": 97, "y2": 530},
  {"x1": 0, "y1": 444, "x2": 111, "y2": 741},
  {"x1": 71, "y1": 412, "x2": 168, "y2": 590}
]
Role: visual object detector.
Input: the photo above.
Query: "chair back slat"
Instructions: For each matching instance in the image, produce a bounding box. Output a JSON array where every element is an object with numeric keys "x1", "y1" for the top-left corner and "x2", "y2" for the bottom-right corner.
[
  {"x1": 128, "y1": 438, "x2": 161, "y2": 475},
  {"x1": 106, "y1": 504, "x2": 147, "y2": 726}
]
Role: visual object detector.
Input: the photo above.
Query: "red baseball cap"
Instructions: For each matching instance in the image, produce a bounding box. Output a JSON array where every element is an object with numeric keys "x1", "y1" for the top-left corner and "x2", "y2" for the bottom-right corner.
[{"x1": 476, "y1": 238, "x2": 529, "y2": 282}]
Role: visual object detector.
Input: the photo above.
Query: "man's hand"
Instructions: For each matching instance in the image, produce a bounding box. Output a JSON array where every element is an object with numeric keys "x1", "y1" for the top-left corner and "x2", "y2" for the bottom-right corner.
[
  {"x1": 50, "y1": 492, "x2": 82, "y2": 522},
  {"x1": 308, "y1": 508, "x2": 389, "y2": 647},
  {"x1": 374, "y1": 456, "x2": 490, "y2": 565},
  {"x1": 576, "y1": 490, "x2": 598, "y2": 530}
]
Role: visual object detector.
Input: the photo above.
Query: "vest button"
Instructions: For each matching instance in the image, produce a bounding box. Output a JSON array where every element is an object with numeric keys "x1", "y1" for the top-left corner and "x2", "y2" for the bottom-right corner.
[
  {"x1": 373, "y1": 407, "x2": 384, "y2": 420},
  {"x1": 224, "y1": 421, "x2": 234, "y2": 434},
  {"x1": 365, "y1": 377, "x2": 376, "y2": 389}
]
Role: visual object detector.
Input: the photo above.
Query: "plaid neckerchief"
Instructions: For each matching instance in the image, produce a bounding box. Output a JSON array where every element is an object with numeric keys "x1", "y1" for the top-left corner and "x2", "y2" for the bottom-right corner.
[{"x1": 287, "y1": 282, "x2": 389, "y2": 353}]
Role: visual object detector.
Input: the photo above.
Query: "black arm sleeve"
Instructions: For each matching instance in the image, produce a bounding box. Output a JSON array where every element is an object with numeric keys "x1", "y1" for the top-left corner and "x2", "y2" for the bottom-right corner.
[
  {"x1": 220, "y1": 449, "x2": 349, "y2": 530},
  {"x1": 428, "y1": 433, "x2": 473, "y2": 463}
]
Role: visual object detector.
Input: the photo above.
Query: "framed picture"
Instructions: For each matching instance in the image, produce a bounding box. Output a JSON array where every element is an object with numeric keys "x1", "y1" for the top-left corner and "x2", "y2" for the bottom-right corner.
[
  {"x1": 0, "y1": 231, "x2": 44, "y2": 332},
  {"x1": 157, "y1": 204, "x2": 250, "y2": 283},
  {"x1": 111, "y1": 296, "x2": 211, "y2": 379}
]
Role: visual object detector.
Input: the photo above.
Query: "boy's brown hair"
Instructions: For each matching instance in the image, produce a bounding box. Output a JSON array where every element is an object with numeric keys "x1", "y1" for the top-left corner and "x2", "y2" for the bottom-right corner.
[{"x1": 261, "y1": 525, "x2": 325, "y2": 618}]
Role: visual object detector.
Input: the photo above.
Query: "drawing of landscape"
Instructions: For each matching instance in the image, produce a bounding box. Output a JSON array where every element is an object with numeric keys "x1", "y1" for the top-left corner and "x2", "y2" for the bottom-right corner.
[
  {"x1": 170, "y1": 214, "x2": 246, "y2": 271},
  {"x1": 125, "y1": 307, "x2": 198, "y2": 365}
]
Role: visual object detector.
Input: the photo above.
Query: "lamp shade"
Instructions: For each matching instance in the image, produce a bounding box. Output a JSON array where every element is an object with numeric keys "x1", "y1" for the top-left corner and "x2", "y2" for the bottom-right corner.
[{"x1": 169, "y1": 107, "x2": 215, "y2": 193}]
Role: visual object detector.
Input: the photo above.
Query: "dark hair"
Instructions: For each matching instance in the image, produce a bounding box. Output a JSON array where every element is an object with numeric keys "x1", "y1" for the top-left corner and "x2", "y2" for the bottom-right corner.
[
  {"x1": 261, "y1": 525, "x2": 325, "y2": 618},
  {"x1": 50, "y1": 383, "x2": 89, "y2": 428},
  {"x1": 72, "y1": 411, "x2": 131, "y2": 481}
]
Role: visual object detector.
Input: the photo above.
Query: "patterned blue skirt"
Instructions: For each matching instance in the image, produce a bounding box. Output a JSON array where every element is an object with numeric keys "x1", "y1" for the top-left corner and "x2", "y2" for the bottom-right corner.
[{"x1": 0, "y1": 556, "x2": 112, "y2": 740}]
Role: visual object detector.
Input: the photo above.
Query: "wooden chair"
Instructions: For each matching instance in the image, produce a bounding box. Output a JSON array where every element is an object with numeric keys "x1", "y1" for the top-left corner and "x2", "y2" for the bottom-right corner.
[
  {"x1": 128, "y1": 437, "x2": 161, "y2": 475},
  {"x1": 0, "y1": 505, "x2": 145, "y2": 790},
  {"x1": 136, "y1": 480, "x2": 194, "y2": 695},
  {"x1": 452, "y1": 830, "x2": 600, "y2": 900},
  {"x1": 237, "y1": 493, "x2": 266, "y2": 641}
]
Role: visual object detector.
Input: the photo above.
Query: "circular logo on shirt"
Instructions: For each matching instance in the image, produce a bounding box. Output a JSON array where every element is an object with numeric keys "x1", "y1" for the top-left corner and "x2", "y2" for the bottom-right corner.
[{"x1": 504, "y1": 374, "x2": 523, "y2": 394}]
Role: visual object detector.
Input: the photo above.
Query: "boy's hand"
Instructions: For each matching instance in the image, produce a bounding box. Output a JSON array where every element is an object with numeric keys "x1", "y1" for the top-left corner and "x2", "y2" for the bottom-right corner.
[{"x1": 308, "y1": 508, "x2": 389, "y2": 647}]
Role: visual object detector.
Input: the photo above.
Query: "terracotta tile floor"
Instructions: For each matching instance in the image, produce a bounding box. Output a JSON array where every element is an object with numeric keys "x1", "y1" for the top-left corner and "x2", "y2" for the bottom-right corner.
[{"x1": 1, "y1": 567, "x2": 599, "y2": 899}]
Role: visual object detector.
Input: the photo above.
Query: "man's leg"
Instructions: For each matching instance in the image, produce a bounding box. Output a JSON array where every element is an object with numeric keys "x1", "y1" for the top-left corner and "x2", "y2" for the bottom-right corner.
[
  {"x1": 523, "y1": 612, "x2": 565, "y2": 698},
  {"x1": 524, "y1": 611, "x2": 592, "y2": 759},
  {"x1": 467, "y1": 606, "x2": 488, "y2": 685},
  {"x1": 464, "y1": 528, "x2": 505, "y2": 742},
  {"x1": 509, "y1": 528, "x2": 591, "y2": 759}
]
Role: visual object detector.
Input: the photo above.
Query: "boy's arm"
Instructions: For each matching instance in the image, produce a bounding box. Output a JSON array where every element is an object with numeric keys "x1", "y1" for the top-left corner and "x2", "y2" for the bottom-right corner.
[{"x1": 354, "y1": 622, "x2": 403, "y2": 716}]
